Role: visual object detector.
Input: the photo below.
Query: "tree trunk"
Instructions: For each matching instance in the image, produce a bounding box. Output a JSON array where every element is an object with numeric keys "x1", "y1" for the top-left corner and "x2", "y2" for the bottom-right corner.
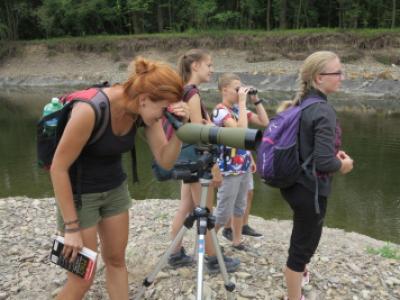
[
  {"x1": 132, "y1": 12, "x2": 141, "y2": 34},
  {"x1": 266, "y1": 0, "x2": 271, "y2": 30},
  {"x1": 392, "y1": 0, "x2": 397, "y2": 28},
  {"x1": 168, "y1": 0, "x2": 173, "y2": 30},
  {"x1": 3, "y1": 0, "x2": 18, "y2": 40},
  {"x1": 296, "y1": 0, "x2": 302, "y2": 29},
  {"x1": 157, "y1": 3, "x2": 163, "y2": 32},
  {"x1": 280, "y1": 0, "x2": 288, "y2": 29}
]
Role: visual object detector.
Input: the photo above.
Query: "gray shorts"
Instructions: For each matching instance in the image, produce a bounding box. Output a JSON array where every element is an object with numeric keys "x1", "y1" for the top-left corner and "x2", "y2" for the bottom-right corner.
[
  {"x1": 214, "y1": 172, "x2": 252, "y2": 226},
  {"x1": 247, "y1": 173, "x2": 254, "y2": 191}
]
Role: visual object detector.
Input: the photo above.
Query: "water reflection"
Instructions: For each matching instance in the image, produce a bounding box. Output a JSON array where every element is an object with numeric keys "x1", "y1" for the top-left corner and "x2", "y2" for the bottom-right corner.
[{"x1": 0, "y1": 88, "x2": 399, "y2": 244}]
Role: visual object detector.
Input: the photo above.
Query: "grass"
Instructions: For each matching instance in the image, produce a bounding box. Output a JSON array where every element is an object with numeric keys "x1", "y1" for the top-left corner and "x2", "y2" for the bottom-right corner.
[
  {"x1": 367, "y1": 243, "x2": 400, "y2": 260},
  {"x1": 7, "y1": 28, "x2": 400, "y2": 44},
  {"x1": 1, "y1": 28, "x2": 400, "y2": 62}
]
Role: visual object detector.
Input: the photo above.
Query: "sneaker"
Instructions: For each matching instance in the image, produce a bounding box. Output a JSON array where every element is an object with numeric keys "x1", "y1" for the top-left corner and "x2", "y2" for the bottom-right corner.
[
  {"x1": 168, "y1": 247, "x2": 194, "y2": 268},
  {"x1": 232, "y1": 242, "x2": 250, "y2": 252},
  {"x1": 222, "y1": 227, "x2": 233, "y2": 241},
  {"x1": 206, "y1": 255, "x2": 240, "y2": 274},
  {"x1": 242, "y1": 224, "x2": 263, "y2": 237}
]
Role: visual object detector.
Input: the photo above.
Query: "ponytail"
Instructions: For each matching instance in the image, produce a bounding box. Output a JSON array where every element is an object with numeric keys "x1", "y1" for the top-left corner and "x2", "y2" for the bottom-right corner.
[{"x1": 177, "y1": 49, "x2": 210, "y2": 84}]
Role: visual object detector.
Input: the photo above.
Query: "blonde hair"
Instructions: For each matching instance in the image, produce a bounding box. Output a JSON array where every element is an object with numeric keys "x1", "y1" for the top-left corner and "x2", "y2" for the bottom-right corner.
[
  {"x1": 217, "y1": 73, "x2": 240, "y2": 91},
  {"x1": 293, "y1": 51, "x2": 339, "y2": 105},
  {"x1": 123, "y1": 57, "x2": 183, "y2": 104},
  {"x1": 177, "y1": 49, "x2": 210, "y2": 84},
  {"x1": 276, "y1": 100, "x2": 294, "y2": 113}
]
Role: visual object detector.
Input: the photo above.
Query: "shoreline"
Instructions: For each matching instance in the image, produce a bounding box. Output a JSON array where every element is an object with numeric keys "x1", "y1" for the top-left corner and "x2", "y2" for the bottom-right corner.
[
  {"x1": 1, "y1": 47, "x2": 400, "y2": 113},
  {"x1": 0, "y1": 197, "x2": 399, "y2": 299}
]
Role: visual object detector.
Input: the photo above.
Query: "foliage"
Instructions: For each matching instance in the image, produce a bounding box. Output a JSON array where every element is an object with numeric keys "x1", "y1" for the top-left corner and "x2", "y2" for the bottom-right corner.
[
  {"x1": 367, "y1": 243, "x2": 400, "y2": 260},
  {"x1": 1, "y1": 0, "x2": 400, "y2": 40}
]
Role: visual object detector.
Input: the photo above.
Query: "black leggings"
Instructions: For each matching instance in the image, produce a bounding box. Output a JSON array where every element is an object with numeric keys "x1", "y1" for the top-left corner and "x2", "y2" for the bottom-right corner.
[{"x1": 281, "y1": 183, "x2": 327, "y2": 272}]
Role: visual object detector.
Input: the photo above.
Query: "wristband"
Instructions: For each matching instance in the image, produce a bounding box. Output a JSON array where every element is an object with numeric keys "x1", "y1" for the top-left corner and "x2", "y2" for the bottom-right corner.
[
  {"x1": 254, "y1": 99, "x2": 264, "y2": 106},
  {"x1": 64, "y1": 226, "x2": 81, "y2": 233},
  {"x1": 64, "y1": 219, "x2": 79, "y2": 226}
]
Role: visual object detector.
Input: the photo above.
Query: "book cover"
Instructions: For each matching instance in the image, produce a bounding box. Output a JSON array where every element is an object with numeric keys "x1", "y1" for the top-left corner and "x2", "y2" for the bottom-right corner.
[{"x1": 50, "y1": 236, "x2": 97, "y2": 280}]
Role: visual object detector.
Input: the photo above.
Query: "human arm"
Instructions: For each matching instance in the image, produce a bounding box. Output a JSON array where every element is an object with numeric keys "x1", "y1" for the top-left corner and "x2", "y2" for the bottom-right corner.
[
  {"x1": 248, "y1": 95, "x2": 269, "y2": 127},
  {"x1": 312, "y1": 105, "x2": 343, "y2": 173},
  {"x1": 50, "y1": 103, "x2": 96, "y2": 261},
  {"x1": 249, "y1": 153, "x2": 257, "y2": 173},
  {"x1": 145, "y1": 101, "x2": 190, "y2": 170},
  {"x1": 187, "y1": 94, "x2": 205, "y2": 124},
  {"x1": 222, "y1": 87, "x2": 249, "y2": 128}
]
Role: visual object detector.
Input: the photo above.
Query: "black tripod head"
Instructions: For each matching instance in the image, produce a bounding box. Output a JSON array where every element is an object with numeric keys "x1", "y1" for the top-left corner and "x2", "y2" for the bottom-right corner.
[{"x1": 171, "y1": 145, "x2": 219, "y2": 183}]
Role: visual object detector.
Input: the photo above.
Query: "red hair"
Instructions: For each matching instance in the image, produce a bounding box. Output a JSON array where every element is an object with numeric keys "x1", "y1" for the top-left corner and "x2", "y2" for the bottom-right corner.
[{"x1": 123, "y1": 57, "x2": 184, "y2": 103}]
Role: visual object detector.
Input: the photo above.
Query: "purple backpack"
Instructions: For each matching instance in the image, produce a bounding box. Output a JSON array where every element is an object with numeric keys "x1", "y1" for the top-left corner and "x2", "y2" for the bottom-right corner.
[{"x1": 256, "y1": 98, "x2": 324, "y2": 189}]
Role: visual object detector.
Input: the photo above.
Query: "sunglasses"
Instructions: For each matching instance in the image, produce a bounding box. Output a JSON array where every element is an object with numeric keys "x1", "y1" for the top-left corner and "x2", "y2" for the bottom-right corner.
[{"x1": 319, "y1": 70, "x2": 344, "y2": 76}]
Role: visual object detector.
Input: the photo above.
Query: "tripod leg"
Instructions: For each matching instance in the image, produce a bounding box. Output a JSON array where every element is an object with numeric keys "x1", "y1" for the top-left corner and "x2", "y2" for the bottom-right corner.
[
  {"x1": 196, "y1": 216, "x2": 208, "y2": 299},
  {"x1": 209, "y1": 228, "x2": 236, "y2": 297},
  {"x1": 134, "y1": 225, "x2": 189, "y2": 300}
]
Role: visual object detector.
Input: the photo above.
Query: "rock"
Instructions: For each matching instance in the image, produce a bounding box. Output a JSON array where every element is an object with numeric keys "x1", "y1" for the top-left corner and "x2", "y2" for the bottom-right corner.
[
  {"x1": 0, "y1": 198, "x2": 399, "y2": 300},
  {"x1": 0, "y1": 292, "x2": 8, "y2": 300},
  {"x1": 236, "y1": 272, "x2": 252, "y2": 279}
]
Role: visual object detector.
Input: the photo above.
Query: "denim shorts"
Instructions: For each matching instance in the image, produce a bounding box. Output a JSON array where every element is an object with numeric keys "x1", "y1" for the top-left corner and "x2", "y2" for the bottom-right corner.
[{"x1": 57, "y1": 181, "x2": 132, "y2": 231}]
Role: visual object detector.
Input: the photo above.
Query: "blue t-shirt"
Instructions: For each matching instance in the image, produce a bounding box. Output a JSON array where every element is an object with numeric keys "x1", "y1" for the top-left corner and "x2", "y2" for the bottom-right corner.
[{"x1": 212, "y1": 103, "x2": 252, "y2": 175}]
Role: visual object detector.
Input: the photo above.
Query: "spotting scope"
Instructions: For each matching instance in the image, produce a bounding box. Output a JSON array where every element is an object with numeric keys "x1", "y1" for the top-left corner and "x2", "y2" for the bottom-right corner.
[{"x1": 164, "y1": 110, "x2": 262, "y2": 151}]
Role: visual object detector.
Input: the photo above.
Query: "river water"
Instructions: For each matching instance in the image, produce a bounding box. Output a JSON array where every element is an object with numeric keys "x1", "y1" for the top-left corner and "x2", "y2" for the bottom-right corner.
[{"x1": 1, "y1": 87, "x2": 399, "y2": 244}]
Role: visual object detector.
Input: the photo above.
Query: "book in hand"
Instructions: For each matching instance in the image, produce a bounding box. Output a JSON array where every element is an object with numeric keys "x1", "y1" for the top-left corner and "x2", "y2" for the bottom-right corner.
[{"x1": 50, "y1": 236, "x2": 97, "y2": 280}]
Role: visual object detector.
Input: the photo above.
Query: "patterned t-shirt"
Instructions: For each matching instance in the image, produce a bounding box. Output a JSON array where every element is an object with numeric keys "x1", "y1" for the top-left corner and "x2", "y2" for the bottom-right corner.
[{"x1": 212, "y1": 103, "x2": 252, "y2": 175}]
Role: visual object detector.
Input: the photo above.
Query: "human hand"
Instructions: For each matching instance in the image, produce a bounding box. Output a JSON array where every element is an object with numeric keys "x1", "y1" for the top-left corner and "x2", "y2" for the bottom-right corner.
[
  {"x1": 211, "y1": 164, "x2": 223, "y2": 188},
  {"x1": 337, "y1": 150, "x2": 354, "y2": 174},
  {"x1": 62, "y1": 230, "x2": 83, "y2": 263},
  {"x1": 250, "y1": 161, "x2": 257, "y2": 173},
  {"x1": 167, "y1": 102, "x2": 190, "y2": 123},
  {"x1": 237, "y1": 87, "x2": 249, "y2": 105}
]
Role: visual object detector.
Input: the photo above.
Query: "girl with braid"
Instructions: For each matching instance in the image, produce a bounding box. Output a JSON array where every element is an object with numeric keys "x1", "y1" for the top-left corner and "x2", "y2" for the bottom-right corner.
[{"x1": 281, "y1": 51, "x2": 353, "y2": 300}]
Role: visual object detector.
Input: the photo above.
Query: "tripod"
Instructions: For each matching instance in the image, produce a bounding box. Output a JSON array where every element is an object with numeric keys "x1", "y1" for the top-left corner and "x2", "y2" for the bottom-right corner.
[{"x1": 135, "y1": 152, "x2": 236, "y2": 300}]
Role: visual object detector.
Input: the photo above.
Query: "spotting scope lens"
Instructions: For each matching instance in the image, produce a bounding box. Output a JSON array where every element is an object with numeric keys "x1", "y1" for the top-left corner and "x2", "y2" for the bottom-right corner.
[
  {"x1": 164, "y1": 110, "x2": 262, "y2": 151},
  {"x1": 176, "y1": 124, "x2": 261, "y2": 150}
]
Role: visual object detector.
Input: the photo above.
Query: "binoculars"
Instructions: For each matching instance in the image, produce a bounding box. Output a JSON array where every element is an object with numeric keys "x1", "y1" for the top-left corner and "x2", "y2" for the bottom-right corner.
[{"x1": 235, "y1": 87, "x2": 258, "y2": 95}]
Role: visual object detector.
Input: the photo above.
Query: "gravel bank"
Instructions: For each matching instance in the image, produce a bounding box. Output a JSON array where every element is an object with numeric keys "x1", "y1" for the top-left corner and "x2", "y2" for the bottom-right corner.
[{"x1": 0, "y1": 197, "x2": 399, "y2": 300}]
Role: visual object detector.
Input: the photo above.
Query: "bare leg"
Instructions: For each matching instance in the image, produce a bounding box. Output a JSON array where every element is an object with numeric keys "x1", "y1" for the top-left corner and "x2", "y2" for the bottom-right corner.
[
  {"x1": 231, "y1": 215, "x2": 243, "y2": 246},
  {"x1": 170, "y1": 182, "x2": 197, "y2": 253},
  {"x1": 243, "y1": 189, "x2": 254, "y2": 226},
  {"x1": 56, "y1": 226, "x2": 98, "y2": 300},
  {"x1": 284, "y1": 266, "x2": 303, "y2": 300},
  {"x1": 98, "y1": 212, "x2": 129, "y2": 300}
]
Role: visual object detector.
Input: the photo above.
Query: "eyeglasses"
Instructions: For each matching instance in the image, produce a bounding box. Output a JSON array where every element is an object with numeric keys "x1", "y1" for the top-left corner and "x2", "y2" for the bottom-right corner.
[{"x1": 319, "y1": 71, "x2": 344, "y2": 76}]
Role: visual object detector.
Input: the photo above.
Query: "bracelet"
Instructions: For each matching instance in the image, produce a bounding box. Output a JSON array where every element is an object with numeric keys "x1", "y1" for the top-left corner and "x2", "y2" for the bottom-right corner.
[
  {"x1": 254, "y1": 99, "x2": 264, "y2": 106},
  {"x1": 64, "y1": 226, "x2": 81, "y2": 233},
  {"x1": 64, "y1": 219, "x2": 79, "y2": 226}
]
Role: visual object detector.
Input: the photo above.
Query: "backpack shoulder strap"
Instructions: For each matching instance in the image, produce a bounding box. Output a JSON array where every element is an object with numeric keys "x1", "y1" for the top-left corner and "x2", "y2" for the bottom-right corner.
[
  {"x1": 61, "y1": 88, "x2": 110, "y2": 145},
  {"x1": 182, "y1": 84, "x2": 199, "y2": 102},
  {"x1": 86, "y1": 90, "x2": 110, "y2": 145},
  {"x1": 299, "y1": 97, "x2": 325, "y2": 111}
]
